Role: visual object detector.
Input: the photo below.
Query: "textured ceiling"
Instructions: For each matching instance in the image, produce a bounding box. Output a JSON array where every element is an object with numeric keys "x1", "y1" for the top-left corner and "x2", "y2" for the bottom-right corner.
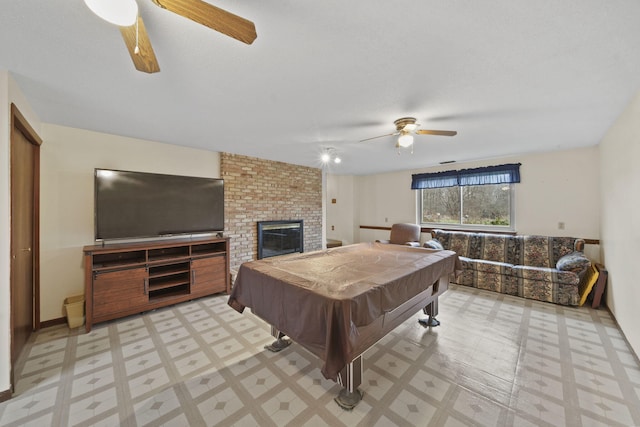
[{"x1": 2, "y1": 0, "x2": 640, "y2": 175}]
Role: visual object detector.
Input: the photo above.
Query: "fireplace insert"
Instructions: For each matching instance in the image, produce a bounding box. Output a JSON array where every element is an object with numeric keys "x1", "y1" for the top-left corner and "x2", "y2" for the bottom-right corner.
[{"x1": 257, "y1": 220, "x2": 303, "y2": 259}]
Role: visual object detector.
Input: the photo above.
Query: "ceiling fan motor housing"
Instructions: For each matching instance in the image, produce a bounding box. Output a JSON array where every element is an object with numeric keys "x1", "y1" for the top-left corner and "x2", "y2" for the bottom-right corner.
[{"x1": 394, "y1": 117, "x2": 418, "y2": 132}]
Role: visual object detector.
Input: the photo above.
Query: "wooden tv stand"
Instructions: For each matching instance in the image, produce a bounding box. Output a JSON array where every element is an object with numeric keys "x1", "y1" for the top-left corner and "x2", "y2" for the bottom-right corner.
[{"x1": 83, "y1": 236, "x2": 230, "y2": 332}]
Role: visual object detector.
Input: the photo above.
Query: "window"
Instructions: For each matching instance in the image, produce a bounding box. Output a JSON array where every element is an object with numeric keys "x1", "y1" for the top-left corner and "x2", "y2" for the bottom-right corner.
[
  {"x1": 412, "y1": 163, "x2": 520, "y2": 230},
  {"x1": 419, "y1": 184, "x2": 514, "y2": 228}
]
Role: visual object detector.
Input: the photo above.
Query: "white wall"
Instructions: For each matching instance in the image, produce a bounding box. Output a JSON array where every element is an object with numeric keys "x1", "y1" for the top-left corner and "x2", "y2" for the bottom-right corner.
[
  {"x1": 39, "y1": 124, "x2": 221, "y2": 322},
  {"x1": 599, "y1": 90, "x2": 640, "y2": 357},
  {"x1": 0, "y1": 71, "x2": 42, "y2": 394},
  {"x1": 326, "y1": 174, "x2": 355, "y2": 245},
  {"x1": 342, "y1": 147, "x2": 601, "y2": 261}
]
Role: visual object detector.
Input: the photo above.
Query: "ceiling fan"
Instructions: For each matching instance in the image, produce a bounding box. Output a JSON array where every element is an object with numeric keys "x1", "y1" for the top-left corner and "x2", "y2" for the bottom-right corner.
[
  {"x1": 84, "y1": 0, "x2": 257, "y2": 74},
  {"x1": 360, "y1": 117, "x2": 457, "y2": 152}
]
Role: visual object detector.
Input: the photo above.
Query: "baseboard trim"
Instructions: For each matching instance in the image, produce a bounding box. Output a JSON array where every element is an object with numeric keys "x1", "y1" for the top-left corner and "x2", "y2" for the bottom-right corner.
[
  {"x1": 40, "y1": 317, "x2": 66, "y2": 329},
  {"x1": 0, "y1": 387, "x2": 11, "y2": 402}
]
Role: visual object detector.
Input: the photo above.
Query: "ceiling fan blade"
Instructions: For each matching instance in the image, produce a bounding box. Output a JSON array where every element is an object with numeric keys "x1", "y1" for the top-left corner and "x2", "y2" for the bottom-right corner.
[
  {"x1": 359, "y1": 132, "x2": 398, "y2": 142},
  {"x1": 416, "y1": 130, "x2": 458, "y2": 137},
  {"x1": 120, "y1": 17, "x2": 160, "y2": 73},
  {"x1": 151, "y1": 0, "x2": 257, "y2": 45}
]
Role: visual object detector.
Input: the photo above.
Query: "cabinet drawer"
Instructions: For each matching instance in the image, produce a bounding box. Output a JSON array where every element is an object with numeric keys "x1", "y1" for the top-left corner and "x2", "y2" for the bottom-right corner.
[
  {"x1": 93, "y1": 267, "x2": 148, "y2": 317},
  {"x1": 191, "y1": 256, "x2": 227, "y2": 294}
]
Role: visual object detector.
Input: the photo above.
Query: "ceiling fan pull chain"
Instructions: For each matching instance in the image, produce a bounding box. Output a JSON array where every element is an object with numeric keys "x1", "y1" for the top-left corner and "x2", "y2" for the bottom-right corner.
[{"x1": 134, "y1": 15, "x2": 140, "y2": 55}]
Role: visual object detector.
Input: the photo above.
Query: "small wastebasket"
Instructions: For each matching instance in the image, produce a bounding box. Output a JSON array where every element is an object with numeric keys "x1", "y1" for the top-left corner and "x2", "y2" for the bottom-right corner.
[{"x1": 64, "y1": 295, "x2": 85, "y2": 328}]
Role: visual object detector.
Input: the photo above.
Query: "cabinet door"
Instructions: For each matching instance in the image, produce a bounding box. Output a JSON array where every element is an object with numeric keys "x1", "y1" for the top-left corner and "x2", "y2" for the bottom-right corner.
[
  {"x1": 93, "y1": 267, "x2": 148, "y2": 318},
  {"x1": 191, "y1": 256, "x2": 226, "y2": 295}
]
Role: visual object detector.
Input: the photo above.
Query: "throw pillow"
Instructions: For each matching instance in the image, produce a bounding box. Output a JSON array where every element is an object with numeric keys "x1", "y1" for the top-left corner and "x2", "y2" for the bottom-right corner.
[
  {"x1": 424, "y1": 239, "x2": 444, "y2": 250},
  {"x1": 556, "y1": 252, "x2": 591, "y2": 272}
]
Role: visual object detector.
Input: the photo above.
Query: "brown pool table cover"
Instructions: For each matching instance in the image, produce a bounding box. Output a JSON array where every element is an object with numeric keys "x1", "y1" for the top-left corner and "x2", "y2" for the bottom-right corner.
[{"x1": 228, "y1": 242, "x2": 460, "y2": 380}]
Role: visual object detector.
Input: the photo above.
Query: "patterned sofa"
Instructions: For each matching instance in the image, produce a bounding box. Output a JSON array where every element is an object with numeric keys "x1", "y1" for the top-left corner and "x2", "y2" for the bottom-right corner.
[{"x1": 425, "y1": 229, "x2": 591, "y2": 306}]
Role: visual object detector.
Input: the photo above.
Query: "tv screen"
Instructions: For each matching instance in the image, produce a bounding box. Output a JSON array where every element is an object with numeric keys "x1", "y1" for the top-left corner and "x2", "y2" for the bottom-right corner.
[{"x1": 95, "y1": 169, "x2": 224, "y2": 241}]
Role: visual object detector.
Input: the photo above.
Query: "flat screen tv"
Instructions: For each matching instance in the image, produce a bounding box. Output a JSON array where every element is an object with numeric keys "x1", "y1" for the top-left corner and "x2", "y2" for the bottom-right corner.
[{"x1": 94, "y1": 168, "x2": 224, "y2": 241}]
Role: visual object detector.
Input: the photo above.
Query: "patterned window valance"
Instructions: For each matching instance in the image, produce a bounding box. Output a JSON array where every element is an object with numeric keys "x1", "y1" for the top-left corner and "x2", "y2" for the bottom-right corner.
[{"x1": 411, "y1": 163, "x2": 521, "y2": 189}]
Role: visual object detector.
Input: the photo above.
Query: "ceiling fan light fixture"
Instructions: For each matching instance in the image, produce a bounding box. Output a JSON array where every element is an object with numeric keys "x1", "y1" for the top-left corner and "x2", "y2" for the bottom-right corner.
[
  {"x1": 84, "y1": 0, "x2": 138, "y2": 27},
  {"x1": 397, "y1": 132, "x2": 414, "y2": 148}
]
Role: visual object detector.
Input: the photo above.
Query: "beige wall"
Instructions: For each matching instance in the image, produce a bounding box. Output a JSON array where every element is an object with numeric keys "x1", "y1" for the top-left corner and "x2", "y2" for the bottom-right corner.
[
  {"x1": 326, "y1": 174, "x2": 356, "y2": 245},
  {"x1": 1, "y1": 71, "x2": 42, "y2": 394},
  {"x1": 346, "y1": 147, "x2": 600, "y2": 259},
  {"x1": 39, "y1": 124, "x2": 221, "y2": 322},
  {"x1": 599, "y1": 90, "x2": 640, "y2": 357}
]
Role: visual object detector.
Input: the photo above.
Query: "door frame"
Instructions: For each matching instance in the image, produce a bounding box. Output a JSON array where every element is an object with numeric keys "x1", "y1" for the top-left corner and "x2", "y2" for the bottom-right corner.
[{"x1": 9, "y1": 103, "x2": 42, "y2": 389}]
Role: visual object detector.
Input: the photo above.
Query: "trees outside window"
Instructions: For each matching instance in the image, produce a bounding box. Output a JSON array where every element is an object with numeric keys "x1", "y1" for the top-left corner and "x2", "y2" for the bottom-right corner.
[{"x1": 419, "y1": 184, "x2": 513, "y2": 228}]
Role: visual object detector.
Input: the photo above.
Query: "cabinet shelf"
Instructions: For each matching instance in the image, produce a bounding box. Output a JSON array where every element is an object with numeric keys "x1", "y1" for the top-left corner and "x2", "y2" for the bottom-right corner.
[
  {"x1": 149, "y1": 246, "x2": 189, "y2": 261},
  {"x1": 93, "y1": 261, "x2": 146, "y2": 272},
  {"x1": 149, "y1": 285, "x2": 190, "y2": 301},
  {"x1": 148, "y1": 262, "x2": 190, "y2": 278},
  {"x1": 149, "y1": 277, "x2": 190, "y2": 291},
  {"x1": 93, "y1": 250, "x2": 146, "y2": 269},
  {"x1": 84, "y1": 237, "x2": 230, "y2": 332},
  {"x1": 148, "y1": 255, "x2": 191, "y2": 264},
  {"x1": 192, "y1": 242, "x2": 226, "y2": 256},
  {"x1": 148, "y1": 270, "x2": 190, "y2": 280}
]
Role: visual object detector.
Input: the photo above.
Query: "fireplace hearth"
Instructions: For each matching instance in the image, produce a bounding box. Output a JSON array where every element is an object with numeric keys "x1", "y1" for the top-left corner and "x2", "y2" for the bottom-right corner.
[{"x1": 257, "y1": 220, "x2": 304, "y2": 259}]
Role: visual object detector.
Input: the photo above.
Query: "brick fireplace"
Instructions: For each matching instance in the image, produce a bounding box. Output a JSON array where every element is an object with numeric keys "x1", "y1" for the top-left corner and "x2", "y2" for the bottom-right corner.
[{"x1": 221, "y1": 153, "x2": 322, "y2": 271}]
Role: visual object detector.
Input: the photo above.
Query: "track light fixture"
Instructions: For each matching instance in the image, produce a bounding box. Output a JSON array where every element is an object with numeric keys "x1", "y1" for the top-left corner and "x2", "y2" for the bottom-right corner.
[{"x1": 321, "y1": 148, "x2": 341, "y2": 166}]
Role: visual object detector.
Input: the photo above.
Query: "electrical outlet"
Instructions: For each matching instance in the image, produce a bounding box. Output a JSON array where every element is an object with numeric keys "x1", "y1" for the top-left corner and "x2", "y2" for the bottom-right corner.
[
  {"x1": 385, "y1": 217, "x2": 388, "y2": 223},
  {"x1": 331, "y1": 225, "x2": 335, "y2": 231},
  {"x1": 558, "y1": 222, "x2": 565, "y2": 230}
]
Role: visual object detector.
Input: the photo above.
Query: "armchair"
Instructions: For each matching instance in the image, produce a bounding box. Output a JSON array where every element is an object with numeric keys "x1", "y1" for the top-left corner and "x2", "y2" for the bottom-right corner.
[{"x1": 376, "y1": 223, "x2": 421, "y2": 247}]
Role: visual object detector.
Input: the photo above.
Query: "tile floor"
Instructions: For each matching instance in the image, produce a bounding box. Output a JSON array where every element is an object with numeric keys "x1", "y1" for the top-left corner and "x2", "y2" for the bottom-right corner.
[{"x1": 1, "y1": 284, "x2": 640, "y2": 426}]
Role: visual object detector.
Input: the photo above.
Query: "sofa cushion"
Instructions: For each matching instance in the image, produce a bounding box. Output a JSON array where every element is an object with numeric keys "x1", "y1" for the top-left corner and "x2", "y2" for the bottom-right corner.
[
  {"x1": 521, "y1": 235, "x2": 553, "y2": 268},
  {"x1": 457, "y1": 256, "x2": 474, "y2": 271},
  {"x1": 432, "y1": 230, "x2": 477, "y2": 258},
  {"x1": 478, "y1": 233, "x2": 516, "y2": 263},
  {"x1": 424, "y1": 239, "x2": 444, "y2": 250},
  {"x1": 556, "y1": 251, "x2": 591, "y2": 273},
  {"x1": 551, "y1": 237, "x2": 584, "y2": 263},
  {"x1": 511, "y1": 265, "x2": 580, "y2": 285},
  {"x1": 464, "y1": 258, "x2": 513, "y2": 275}
]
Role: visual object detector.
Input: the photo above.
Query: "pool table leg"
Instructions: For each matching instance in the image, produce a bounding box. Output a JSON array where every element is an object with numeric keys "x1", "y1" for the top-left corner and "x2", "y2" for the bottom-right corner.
[
  {"x1": 264, "y1": 326, "x2": 291, "y2": 352},
  {"x1": 336, "y1": 356, "x2": 364, "y2": 410},
  {"x1": 418, "y1": 297, "x2": 440, "y2": 327}
]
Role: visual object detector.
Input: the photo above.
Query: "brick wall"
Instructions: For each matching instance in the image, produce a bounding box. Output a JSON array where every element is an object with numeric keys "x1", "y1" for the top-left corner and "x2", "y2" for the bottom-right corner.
[{"x1": 221, "y1": 153, "x2": 323, "y2": 271}]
